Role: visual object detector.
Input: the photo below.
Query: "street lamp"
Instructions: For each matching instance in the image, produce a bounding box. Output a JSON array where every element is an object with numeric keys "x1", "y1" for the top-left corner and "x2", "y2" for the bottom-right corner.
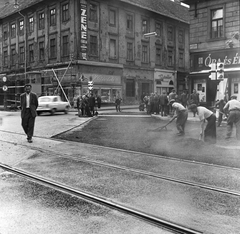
[
  {"x1": 14, "y1": 2, "x2": 27, "y2": 83},
  {"x1": 143, "y1": 32, "x2": 157, "y2": 38}
]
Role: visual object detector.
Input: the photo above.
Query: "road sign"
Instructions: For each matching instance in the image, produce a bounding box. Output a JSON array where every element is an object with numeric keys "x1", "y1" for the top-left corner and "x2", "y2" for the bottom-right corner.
[
  {"x1": 2, "y1": 85, "x2": 8, "y2": 91},
  {"x1": 2, "y1": 76, "x2": 7, "y2": 82}
]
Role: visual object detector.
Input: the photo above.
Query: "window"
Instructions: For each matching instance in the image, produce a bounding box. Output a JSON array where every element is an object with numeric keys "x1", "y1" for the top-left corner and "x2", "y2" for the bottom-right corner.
[
  {"x1": 39, "y1": 41, "x2": 45, "y2": 60},
  {"x1": 126, "y1": 79, "x2": 135, "y2": 97},
  {"x1": 11, "y1": 47, "x2": 16, "y2": 65},
  {"x1": 50, "y1": 8, "x2": 56, "y2": 26},
  {"x1": 155, "y1": 22, "x2": 162, "y2": 37},
  {"x1": 19, "y1": 20, "x2": 24, "y2": 35},
  {"x1": 39, "y1": 12, "x2": 45, "y2": 29},
  {"x1": 62, "y1": 3, "x2": 69, "y2": 22},
  {"x1": 179, "y1": 50, "x2": 184, "y2": 68},
  {"x1": 156, "y1": 47, "x2": 161, "y2": 65},
  {"x1": 50, "y1": 38, "x2": 56, "y2": 58},
  {"x1": 178, "y1": 29, "x2": 184, "y2": 43},
  {"x1": 29, "y1": 17, "x2": 34, "y2": 32},
  {"x1": 89, "y1": 35, "x2": 98, "y2": 56},
  {"x1": 89, "y1": 3, "x2": 98, "y2": 22},
  {"x1": 29, "y1": 44, "x2": 34, "y2": 62},
  {"x1": 19, "y1": 46, "x2": 25, "y2": 64},
  {"x1": 3, "y1": 30, "x2": 8, "y2": 41},
  {"x1": 62, "y1": 35, "x2": 69, "y2": 57},
  {"x1": 11, "y1": 23, "x2": 16, "y2": 37},
  {"x1": 167, "y1": 47, "x2": 174, "y2": 67},
  {"x1": 167, "y1": 26, "x2": 173, "y2": 41},
  {"x1": 127, "y1": 42, "x2": 133, "y2": 61},
  {"x1": 126, "y1": 14, "x2": 133, "y2": 31},
  {"x1": 142, "y1": 44, "x2": 149, "y2": 63},
  {"x1": 142, "y1": 19, "x2": 148, "y2": 33},
  {"x1": 211, "y1": 8, "x2": 223, "y2": 39},
  {"x1": 198, "y1": 57, "x2": 203, "y2": 67},
  {"x1": 109, "y1": 9, "x2": 116, "y2": 26},
  {"x1": 3, "y1": 50, "x2": 8, "y2": 66},
  {"x1": 109, "y1": 39, "x2": 116, "y2": 58}
]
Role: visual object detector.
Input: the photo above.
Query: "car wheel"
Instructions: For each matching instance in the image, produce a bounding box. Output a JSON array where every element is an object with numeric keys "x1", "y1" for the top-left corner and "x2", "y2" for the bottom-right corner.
[
  {"x1": 50, "y1": 109, "x2": 56, "y2": 115},
  {"x1": 64, "y1": 106, "x2": 69, "y2": 114}
]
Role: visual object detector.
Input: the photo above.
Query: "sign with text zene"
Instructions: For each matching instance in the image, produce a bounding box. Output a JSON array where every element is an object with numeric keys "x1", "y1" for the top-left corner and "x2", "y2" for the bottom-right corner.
[{"x1": 80, "y1": 3, "x2": 87, "y2": 60}]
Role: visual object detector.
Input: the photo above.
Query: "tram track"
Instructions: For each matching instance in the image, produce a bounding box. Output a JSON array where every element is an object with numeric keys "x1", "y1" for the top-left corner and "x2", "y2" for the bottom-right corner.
[
  {"x1": 1, "y1": 136, "x2": 240, "y2": 197},
  {"x1": 0, "y1": 163, "x2": 202, "y2": 234}
]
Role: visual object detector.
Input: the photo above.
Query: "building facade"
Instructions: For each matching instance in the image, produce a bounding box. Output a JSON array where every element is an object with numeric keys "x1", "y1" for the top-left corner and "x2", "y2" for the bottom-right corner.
[
  {"x1": 182, "y1": 0, "x2": 240, "y2": 107},
  {"x1": 0, "y1": 0, "x2": 190, "y2": 107}
]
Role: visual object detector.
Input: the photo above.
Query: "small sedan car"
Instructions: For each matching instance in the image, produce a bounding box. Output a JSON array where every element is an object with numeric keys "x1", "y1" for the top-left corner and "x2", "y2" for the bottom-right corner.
[{"x1": 37, "y1": 96, "x2": 70, "y2": 115}]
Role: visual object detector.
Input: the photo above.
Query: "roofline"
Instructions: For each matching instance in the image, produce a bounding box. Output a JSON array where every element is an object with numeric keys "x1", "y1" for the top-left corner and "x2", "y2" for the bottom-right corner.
[{"x1": 120, "y1": 0, "x2": 189, "y2": 24}]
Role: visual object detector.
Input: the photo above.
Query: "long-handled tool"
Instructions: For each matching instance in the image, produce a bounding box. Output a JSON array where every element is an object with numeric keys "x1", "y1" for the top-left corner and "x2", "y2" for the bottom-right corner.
[{"x1": 148, "y1": 116, "x2": 176, "y2": 132}]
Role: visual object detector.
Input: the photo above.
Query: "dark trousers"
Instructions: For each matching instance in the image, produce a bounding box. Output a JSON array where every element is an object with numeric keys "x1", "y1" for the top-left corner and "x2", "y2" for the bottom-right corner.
[
  {"x1": 116, "y1": 104, "x2": 121, "y2": 112},
  {"x1": 89, "y1": 106, "x2": 95, "y2": 116},
  {"x1": 21, "y1": 109, "x2": 36, "y2": 140},
  {"x1": 204, "y1": 114, "x2": 217, "y2": 144}
]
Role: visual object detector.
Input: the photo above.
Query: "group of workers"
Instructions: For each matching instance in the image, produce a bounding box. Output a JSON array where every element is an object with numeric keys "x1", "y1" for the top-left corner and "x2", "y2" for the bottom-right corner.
[{"x1": 169, "y1": 94, "x2": 240, "y2": 144}]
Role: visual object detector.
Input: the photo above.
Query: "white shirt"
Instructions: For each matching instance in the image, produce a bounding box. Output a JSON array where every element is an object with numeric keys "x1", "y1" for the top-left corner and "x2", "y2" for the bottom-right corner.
[
  {"x1": 26, "y1": 93, "x2": 30, "y2": 108},
  {"x1": 223, "y1": 99, "x2": 240, "y2": 111},
  {"x1": 172, "y1": 102, "x2": 186, "y2": 111},
  {"x1": 197, "y1": 106, "x2": 213, "y2": 121}
]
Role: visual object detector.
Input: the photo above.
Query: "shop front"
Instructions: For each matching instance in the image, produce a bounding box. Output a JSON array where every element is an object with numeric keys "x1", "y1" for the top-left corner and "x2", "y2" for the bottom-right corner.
[
  {"x1": 154, "y1": 69, "x2": 175, "y2": 95},
  {"x1": 189, "y1": 49, "x2": 240, "y2": 106}
]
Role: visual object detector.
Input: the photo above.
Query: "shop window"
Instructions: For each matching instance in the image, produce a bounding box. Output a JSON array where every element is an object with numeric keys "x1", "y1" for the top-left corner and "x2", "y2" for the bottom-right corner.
[
  {"x1": 126, "y1": 79, "x2": 135, "y2": 97},
  {"x1": 211, "y1": 8, "x2": 223, "y2": 39}
]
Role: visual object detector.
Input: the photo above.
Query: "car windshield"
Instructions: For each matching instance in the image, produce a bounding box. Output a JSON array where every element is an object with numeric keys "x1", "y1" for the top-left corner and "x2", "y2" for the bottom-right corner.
[{"x1": 39, "y1": 97, "x2": 52, "y2": 102}]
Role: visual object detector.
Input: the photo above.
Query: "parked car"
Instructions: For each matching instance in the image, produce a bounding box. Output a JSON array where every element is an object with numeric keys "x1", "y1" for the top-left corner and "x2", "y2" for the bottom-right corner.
[{"x1": 37, "y1": 96, "x2": 70, "y2": 115}]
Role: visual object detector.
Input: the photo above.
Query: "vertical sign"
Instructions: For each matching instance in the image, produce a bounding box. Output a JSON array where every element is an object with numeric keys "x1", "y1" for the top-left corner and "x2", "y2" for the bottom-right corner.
[{"x1": 80, "y1": 3, "x2": 87, "y2": 60}]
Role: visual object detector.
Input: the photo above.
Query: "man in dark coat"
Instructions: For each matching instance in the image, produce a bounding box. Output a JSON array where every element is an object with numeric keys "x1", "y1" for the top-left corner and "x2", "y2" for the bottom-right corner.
[
  {"x1": 88, "y1": 92, "x2": 96, "y2": 116},
  {"x1": 159, "y1": 91, "x2": 168, "y2": 116},
  {"x1": 20, "y1": 84, "x2": 38, "y2": 143}
]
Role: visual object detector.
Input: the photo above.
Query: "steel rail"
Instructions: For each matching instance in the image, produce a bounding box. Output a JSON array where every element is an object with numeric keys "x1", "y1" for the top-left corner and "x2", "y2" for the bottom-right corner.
[
  {"x1": 1, "y1": 136, "x2": 240, "y2": 197},
  {"x1": 0, "y1": 163, "x2": 202, "y2": 234}
]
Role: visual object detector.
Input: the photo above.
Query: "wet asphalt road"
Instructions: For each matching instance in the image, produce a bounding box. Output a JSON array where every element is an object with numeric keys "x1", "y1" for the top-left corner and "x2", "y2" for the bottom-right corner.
[{"x1": 1, "y1": 110, "x2": 240, "y2": 234}]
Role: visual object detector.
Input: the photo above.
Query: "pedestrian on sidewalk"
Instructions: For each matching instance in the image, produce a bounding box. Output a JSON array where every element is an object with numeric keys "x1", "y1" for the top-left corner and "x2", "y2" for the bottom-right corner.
[
  {"x1": 159, "y1": 91, "x2": 168, "y2": 116},
  {"x1": 188, "y1": 104, "x2": 216, "y2": 144},
  {"x1": 115, "y1": 95, "x2": 122, "y2": 112},
  {"x1": 88, "y1": 92, "x2": 96, "y2": 116},
  {"x1": 169, "y1": 99, "x2": 188, "y2": 136},
  {"x1": 20, "y1": 84, "x2": 38, "y2": 143},
  {"x1": 223, "y1": 94, "x2": 240, "y2": 140}
]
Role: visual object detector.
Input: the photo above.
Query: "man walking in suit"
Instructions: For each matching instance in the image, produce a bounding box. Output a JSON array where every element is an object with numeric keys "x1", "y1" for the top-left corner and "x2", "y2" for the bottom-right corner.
[{"x1": 20, "y1": 84, "x2": 38, "y2": 143}]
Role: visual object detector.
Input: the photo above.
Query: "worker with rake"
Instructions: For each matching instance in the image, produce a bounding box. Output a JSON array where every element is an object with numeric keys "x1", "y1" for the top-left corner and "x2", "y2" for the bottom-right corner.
[{"x1": 168, "y1": 99, "x2": 188, "y2": 136}]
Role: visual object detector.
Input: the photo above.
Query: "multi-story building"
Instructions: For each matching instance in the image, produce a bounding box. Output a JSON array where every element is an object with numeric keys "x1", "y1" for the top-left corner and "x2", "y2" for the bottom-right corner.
[
  {"x1": 182, "y1": 0, "x2": 240, "y2": 106},
  {"x1": 0, "y1": 0, "x2": 189, "y2": 107}
]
